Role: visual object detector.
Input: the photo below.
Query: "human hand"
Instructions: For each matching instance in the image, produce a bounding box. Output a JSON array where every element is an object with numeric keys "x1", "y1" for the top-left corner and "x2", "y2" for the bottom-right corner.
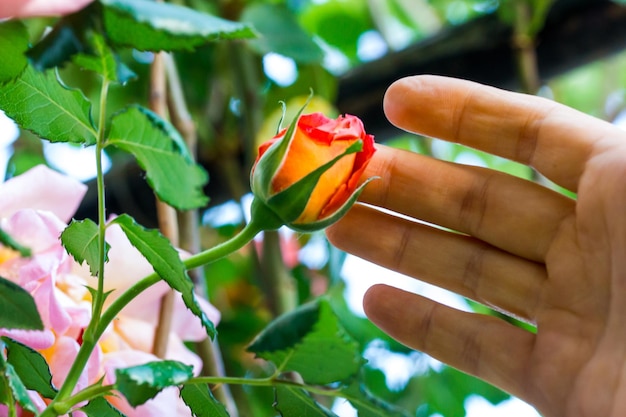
[{"x1": 326, "y1": 75, "x2": 626, "y2": 417}]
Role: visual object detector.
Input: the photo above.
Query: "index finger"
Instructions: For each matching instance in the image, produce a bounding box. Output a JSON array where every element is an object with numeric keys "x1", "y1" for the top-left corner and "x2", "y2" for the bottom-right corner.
[{"x1": 383, "y1": 75, "x2": 622, "y2": 191}]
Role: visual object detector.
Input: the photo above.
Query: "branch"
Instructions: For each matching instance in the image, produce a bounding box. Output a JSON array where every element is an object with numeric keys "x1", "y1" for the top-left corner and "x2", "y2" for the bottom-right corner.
[{"x1": 149, "y1": 50, "x2": 179, "y2": 359}]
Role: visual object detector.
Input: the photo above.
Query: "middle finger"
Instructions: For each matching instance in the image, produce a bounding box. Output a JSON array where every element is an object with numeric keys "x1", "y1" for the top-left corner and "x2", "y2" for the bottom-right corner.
[{"x1": 361, "y1": 145, "x2": 575, "y2": 262}]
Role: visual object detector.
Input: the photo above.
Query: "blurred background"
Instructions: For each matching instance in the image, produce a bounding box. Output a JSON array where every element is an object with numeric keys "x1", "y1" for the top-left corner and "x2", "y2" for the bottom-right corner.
[{"x1": 3, "y1": 0, "x2": 626, "y2": 415}]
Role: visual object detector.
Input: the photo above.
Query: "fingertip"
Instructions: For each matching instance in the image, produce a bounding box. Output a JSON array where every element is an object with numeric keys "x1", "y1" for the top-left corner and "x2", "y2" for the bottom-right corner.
[
  {"x1": 363, "y1": 283, "x2": 397, "y2": 323},
  {"x1": 382, "y1": 77, "x2": 413, "y2": 127},
  {"x1": 363, "y1": 283, "x2": 386, "y2": 309},
  {"x1": 383, "y1": 75, "x2": 439, "y2": 128}
]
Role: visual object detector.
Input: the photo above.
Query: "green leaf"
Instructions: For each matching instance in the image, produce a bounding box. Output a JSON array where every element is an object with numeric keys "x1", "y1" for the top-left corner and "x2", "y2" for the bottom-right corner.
[
  {"x1": 107, "y1": 105, "x2": 208, "y2": 211},
  {"x1": 27, "y1": 4, "x2": 98, "y2": 71},
  {"x1": 115, "y1": 360, "x2": 193, "y2": 407},
  {"x1": 0, "y1": 65, "x2": 97, "y2": 145},
  {"x1": 0, "y1": 351, "x2": 37, "y2": 413},
  {"x1": 241, "y1": 4, "x2": 323, "y2": 63},
  {"x1": 248, "y1": 299, "x2": 363, "y2": 385},
  {"x1": 101, "y1": 0, "x2": 256, "y2": 52},
  {"x1": 73, "y1": 32, "x2": 136, "y2": 84},
  {"x1": 0, "y1": 227, "x2": 31, "y2": 257},
  {"x1": 2, "y1": 337, "x2": 57, "y2": 399},
  {"x1": 61, "y1": 219, "x2": 109, "y2": 277},
  {"x1": 0, "y1": 276, "x2": 44, "y2": 331},
  {"x1": 180, "y1": 384, "x2": 230, "y2": 417},
  {"x1": 274, "y1": 385, "x2": 338, "y2": 417},
  {"x1": 5, "y1": 137, "x2": 47, "y2": 180},
  {"x1": 111, "y1": 214, "x2": 216, "y2": 338},
  {"x1": 423, "y1": 366, "x2": 509, "y2": 416},
  {"x1": 342, "y1": 380, "x2": 411, "y2": 417},
  {"x1": 299, "y1": 0, "x2": 370, "y2": 63},
  {"x1": 0, "y1": 21, "x2": 29, "y2": 83},
  {"x1": 81, "y1": 396, "x2": 127, "y2": 416}
]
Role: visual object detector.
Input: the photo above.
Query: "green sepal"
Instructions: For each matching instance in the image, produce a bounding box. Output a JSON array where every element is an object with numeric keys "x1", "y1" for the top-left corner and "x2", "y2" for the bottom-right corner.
[
  {"x1": 248, "y1": 198, "x2": 287, "y2": 231},
  {"x1": 286, "y1": 175, "x2": 378, "y2": 233},
  {"x1": 264, "y1": 140, "x2": 363, "y2": 225},
  {"x1": 251, "y1": 96, "x2": 312, "y2": 201}
]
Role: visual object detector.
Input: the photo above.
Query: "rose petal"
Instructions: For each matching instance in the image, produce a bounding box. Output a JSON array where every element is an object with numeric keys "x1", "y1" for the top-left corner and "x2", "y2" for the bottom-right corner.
[
  {"x1": 45, "y1": 336, "x2": 92, "y2": 391},
  {"x1": 0, "y1": 0, "x2": 94, "y2": 18},
  {"x1": 74, "y1": 220, "x2": 154, "y2": 292},
  {"x1": 0, "y1": 165, "x2": 87, "y2": 223},
  {"x1": 110, "y1": 315, "x2": 203, "y2": 371},
  {"x1": 119, "y1": 282, "x2": 219, "y2": 344},
  {"x1": 0, "y1": 328, "x2": 55, "y2": 350},
  {"x1": 170, "y1": 293, "x2": 220, "y2": 341},
  {"x1": 30, "y1": 270, "x2": 72, "y2": 335},
  {"x1": 2, "y1": 209, "x2": 68, "y2": 253}
]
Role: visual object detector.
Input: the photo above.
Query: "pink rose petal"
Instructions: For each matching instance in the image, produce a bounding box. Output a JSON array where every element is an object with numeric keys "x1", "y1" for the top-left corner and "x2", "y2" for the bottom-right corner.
[
  {"x1": 0, "y1": 165, "x2": 86, "y2": 223},
  {"x1": 0, "y1": 0, "x2": 94, "y2": 18}
]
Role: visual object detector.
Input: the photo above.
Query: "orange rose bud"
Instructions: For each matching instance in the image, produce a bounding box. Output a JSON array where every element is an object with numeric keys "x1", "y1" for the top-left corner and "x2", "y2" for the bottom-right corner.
[{"x1": 250, "y1": 111, "x2": 376, "y2": 232}]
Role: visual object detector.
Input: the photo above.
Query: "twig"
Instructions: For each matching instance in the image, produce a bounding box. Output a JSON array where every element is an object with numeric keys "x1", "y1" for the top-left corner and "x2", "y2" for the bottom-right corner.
[
  {"x1": 149, "y1": 50, "x2": 179, "y2": 359},
  {"x1": 164, "y1": 52, "x2": 240, "y2": 417},
  {"x1": 259, "y1": 230, "x2": 297, "y2": 317}
]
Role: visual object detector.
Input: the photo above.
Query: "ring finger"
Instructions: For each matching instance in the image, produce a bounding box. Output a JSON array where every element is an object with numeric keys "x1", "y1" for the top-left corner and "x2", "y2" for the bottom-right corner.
[{"x1": 327, "y1": 203, "x2": 546, "y2": 322}]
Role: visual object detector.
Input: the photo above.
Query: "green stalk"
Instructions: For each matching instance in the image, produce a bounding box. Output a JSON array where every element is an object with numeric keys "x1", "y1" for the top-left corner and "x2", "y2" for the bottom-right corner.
[
  {"x1": 99, "y1": 219, "x2": 263, "y2": 348},
  {"x1": 185, "y1": 375, "x2": 342, "y2": 399},
  {"x1": 41, "y1": 203, "x2": 265, "y2": 417},
  {"x1": 40, "y1": 218, "x2": 264, "y2": 416},
  {"x1": 52, "y1": 366, "x2": 347, "y2": 415},
  {"x1": 183, "y1": 219, "x2": 263, "y2": 269},
  {"x1": 51, "y1": 384, "x2": 115, "y2": 415},
  {"x1": 5, "y1": 386, "x2": 16, "y2": 417},
  {"x1": 91, "y1": 78, "x2": 111, "y2": 329},
  {"x1": 41, "y1": 79, "x2": 111, "y2": 416}
]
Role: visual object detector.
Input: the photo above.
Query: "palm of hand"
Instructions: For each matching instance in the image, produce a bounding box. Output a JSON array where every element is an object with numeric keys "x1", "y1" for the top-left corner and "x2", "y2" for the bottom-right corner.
[
  {"x1": 535, "y1": 148, "x2": 626, "y2": 416},
  {"x1": 327, "y1": 76, "x2": 626, "y2": 417}
]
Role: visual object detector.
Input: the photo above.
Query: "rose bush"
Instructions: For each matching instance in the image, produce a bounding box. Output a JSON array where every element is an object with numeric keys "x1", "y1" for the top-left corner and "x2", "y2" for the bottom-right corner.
[
  {"x1": 0, "y1": 165, "x2": 219, "y2": 417},
  {"x1": 250, "y1": 112, "x2": 376, "y2": 232}
]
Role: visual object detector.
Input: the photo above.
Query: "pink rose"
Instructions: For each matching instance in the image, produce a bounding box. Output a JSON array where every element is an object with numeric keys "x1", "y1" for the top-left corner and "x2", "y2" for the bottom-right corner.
[
  {"x1": 0, "y1": 166, "x2": 219, "y2": 416},
  {"x1": 0, "y1": 0, "x2": 94, "y2": 18}
]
